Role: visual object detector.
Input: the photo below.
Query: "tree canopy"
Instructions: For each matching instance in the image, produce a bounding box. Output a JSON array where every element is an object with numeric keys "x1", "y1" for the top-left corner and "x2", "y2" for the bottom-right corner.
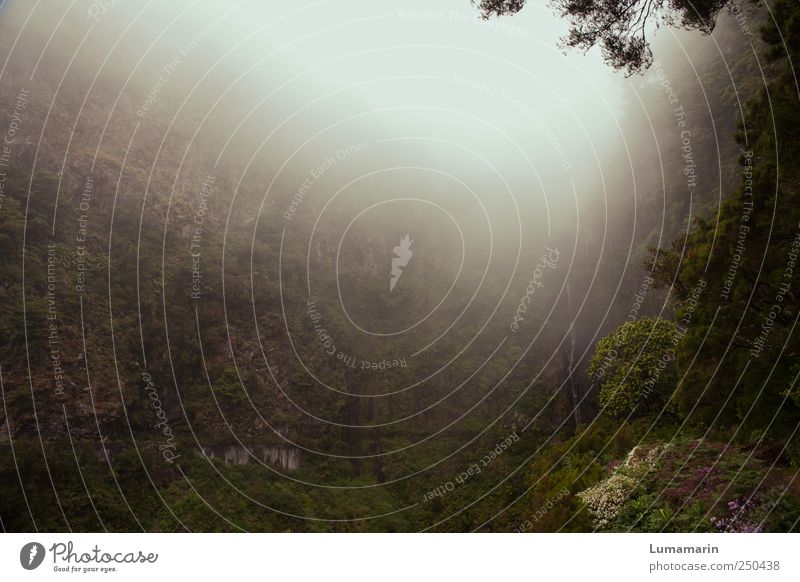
[{"x1": 473, "y1": 0, "x2": 732, "y2": 75}]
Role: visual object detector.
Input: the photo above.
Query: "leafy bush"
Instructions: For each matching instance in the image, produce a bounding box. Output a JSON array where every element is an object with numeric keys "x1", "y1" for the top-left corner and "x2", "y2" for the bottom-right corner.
[{"x1": 588, "y1": 318, "x2": 679, "y2": 417}]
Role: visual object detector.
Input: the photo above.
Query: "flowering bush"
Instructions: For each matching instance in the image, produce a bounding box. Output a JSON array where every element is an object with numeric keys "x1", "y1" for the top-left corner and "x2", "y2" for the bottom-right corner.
[
  {"x1": 578, "y1": 443, "x2": 669, "y2": 527},
  {"x1": 578, "y1": 473, "x2": 637, "y2": 527},
  {"x1": 710, "y1": 497, "x2": 764, "y2": 533}
]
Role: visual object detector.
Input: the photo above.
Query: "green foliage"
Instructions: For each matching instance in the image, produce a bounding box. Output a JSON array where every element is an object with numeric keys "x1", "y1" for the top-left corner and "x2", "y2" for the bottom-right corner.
[
  {"x1": 647, "y1": 0, "x2": 800, "y2": 434},
  {"x1": 3, "y1": 0, "x2": 800, "y2": 534},
  {"x1": 588, "y1": 318, "x2": 679, "y2": 417}
]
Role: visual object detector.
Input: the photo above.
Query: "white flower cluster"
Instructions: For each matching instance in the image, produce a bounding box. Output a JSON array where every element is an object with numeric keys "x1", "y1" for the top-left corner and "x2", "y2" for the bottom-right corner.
[
  {"x1": 625, "y1": 443, "x2": 668, "y2": 472},
  {"x1": 578, "y1": 473, "x2": 637, "y2": 527},
  {"x1": 578, "y1": 443, "x2": 669, "y2": 527}
]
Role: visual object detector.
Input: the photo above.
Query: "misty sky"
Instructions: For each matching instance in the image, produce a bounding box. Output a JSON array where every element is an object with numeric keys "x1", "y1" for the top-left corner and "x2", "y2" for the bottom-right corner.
[
  {"x1": 0, "y1": 0, "x2": 712, "y2": 235},
  {"x1": 0, "y1": 0, "x2": 631, "y2": 177}
]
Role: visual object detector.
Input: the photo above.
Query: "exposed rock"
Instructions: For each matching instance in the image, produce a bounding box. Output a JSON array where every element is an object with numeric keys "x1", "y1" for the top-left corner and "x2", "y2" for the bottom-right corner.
[{"x1": 201, "y1": 444, "x2": 300, "y2": 470}]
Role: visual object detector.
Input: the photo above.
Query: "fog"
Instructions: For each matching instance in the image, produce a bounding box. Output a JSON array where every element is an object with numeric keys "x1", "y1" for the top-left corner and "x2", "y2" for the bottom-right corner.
[
  {"x1": 1, "y1": 0, "x2": 789, "y2": 537},
  {"x1": 0, "y1": 0, "x2": 642, "y2": 228},
  {"x1": 0, "y1": 0, "x2": 745, "y2": 375}
]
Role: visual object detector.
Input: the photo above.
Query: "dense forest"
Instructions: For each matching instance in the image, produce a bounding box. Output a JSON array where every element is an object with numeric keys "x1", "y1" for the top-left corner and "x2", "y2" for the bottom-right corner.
[{"x1": 1, "y1": 0, "x2": 799, "y2": 532}]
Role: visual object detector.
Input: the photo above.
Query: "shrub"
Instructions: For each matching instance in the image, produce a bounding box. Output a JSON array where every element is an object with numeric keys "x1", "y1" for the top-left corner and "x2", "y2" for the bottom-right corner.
[{"x1": 588, "y1": 318, "x2": 679, "y2": 417}]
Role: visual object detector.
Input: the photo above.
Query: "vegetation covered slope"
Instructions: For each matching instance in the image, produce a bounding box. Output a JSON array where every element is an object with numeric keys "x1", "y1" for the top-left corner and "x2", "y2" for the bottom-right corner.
[{"x1": 0, "y1": 1, "x2": 799, "y2": 532}]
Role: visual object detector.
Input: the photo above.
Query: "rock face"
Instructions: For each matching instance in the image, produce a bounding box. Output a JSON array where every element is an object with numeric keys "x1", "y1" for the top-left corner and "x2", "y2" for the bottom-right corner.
[{"x1": 202, "y1": 444, "x2": 300, "y2": 471}]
